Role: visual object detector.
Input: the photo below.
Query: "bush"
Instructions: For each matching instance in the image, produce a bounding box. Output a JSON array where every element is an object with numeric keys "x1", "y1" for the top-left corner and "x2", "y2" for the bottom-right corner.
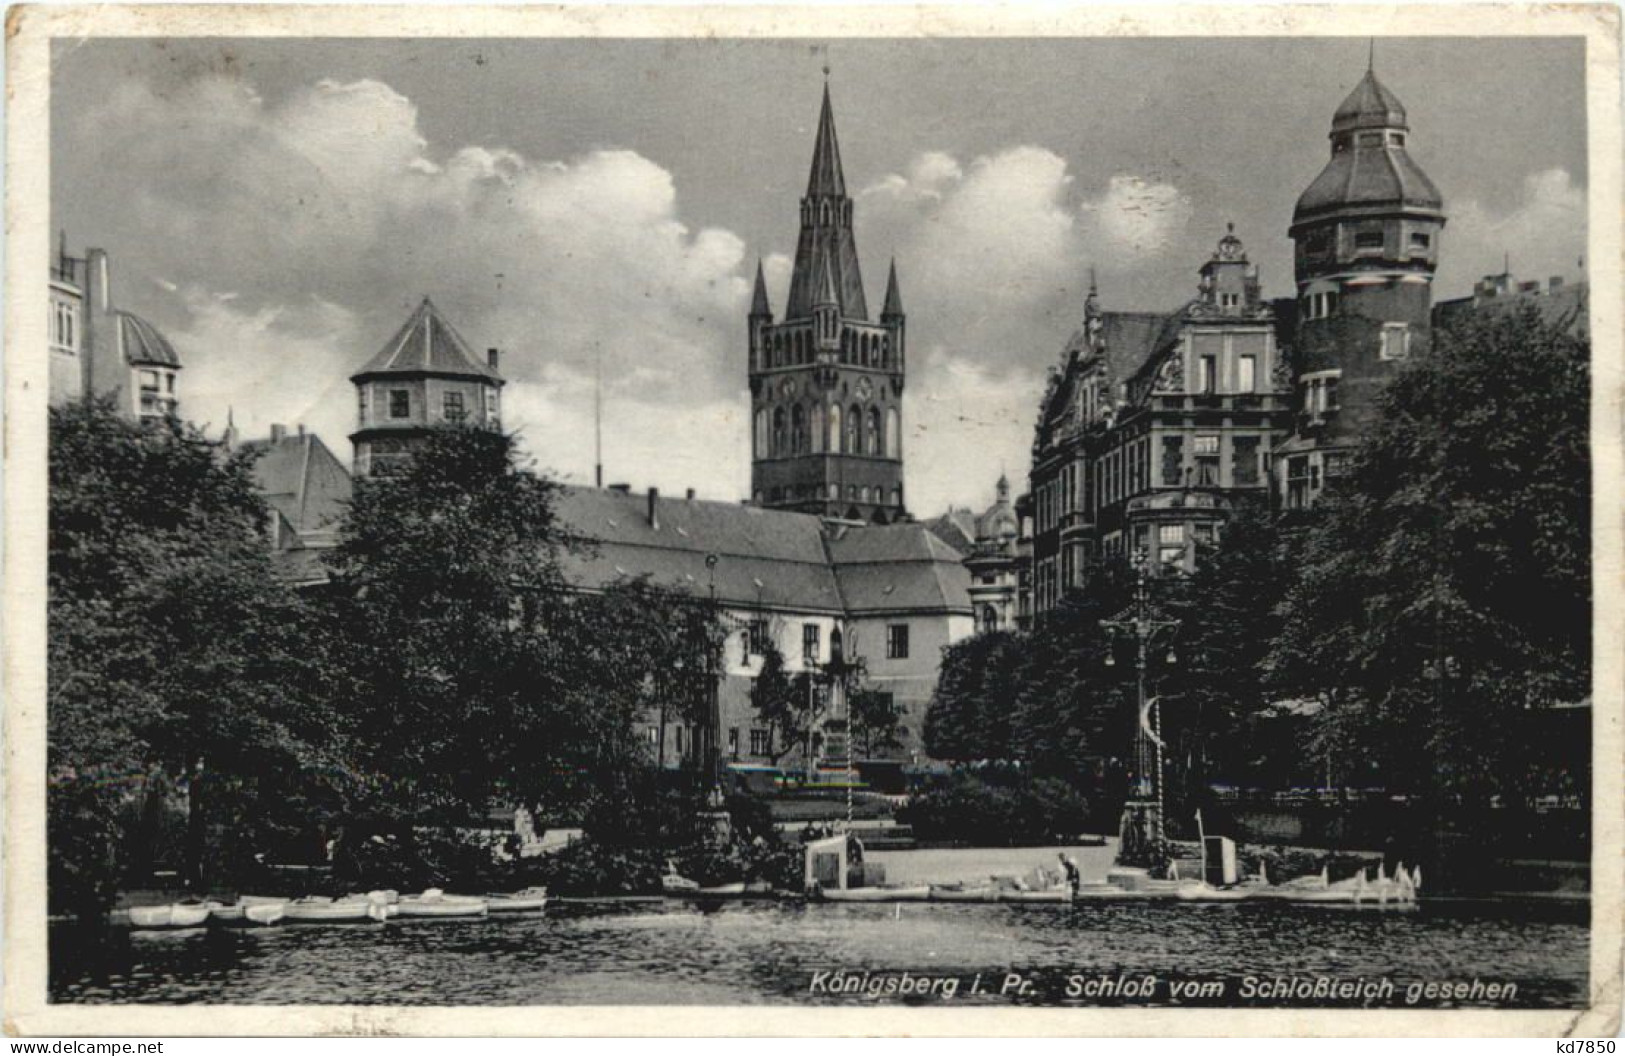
[{"x1": 898, "y1": 770, "x2": 1091, "y2": 846}]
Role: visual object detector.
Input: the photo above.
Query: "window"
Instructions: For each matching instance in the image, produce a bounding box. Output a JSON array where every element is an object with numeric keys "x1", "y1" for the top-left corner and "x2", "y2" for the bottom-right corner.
[
  {"x1": 358, "y1": 388, "x2": 369, "y2": 425},
  {"x1": 1195, "y1": 437, "x2": 1219, "y2": 486},
  {"x1": 1233, "y1": 435, "x2": 1261, "y2": 487},
  {"x1": 886, "y1": 624, "x2": 910, "y2": 659},
  {"x1": 486, "y1": 387, "x2": 500, "y2": 426},
  {"x1": 647, "y1": 726, "x2": 659, "y2": 746},
  {"x1": 1220, "y1": 293, "x2": 1239, "y2": 310},
  {"x1": 1380, "y1": 322, "x2": 1411, "y2": 361},
  {"x1": 1238, "y1": 355, "x2": 1256, "y2": 393},
  {"x1": 675, "y1": 727, "x2": 687, "y2": 757},
  {"x1": 1357, "y1": 131, "x2": 1383, "y2": 147},
  {"x1": 727, "y1": 727, "x2": 739, "y2": 759},
  {"x1": 1286, "y1": 456, "x2": 1312, "y2": 510},
  {"x1": 1161, "y1": 436, "x2": 1184, "y2": 486},
  {"x1": 1158, "y1": 523, "x2": 1185, "y2": 546},
  {"x1": 1304, "y1": 290, "x2": 1340, "y2": 320},
  {"x1": 1354, "y1": 230, "x2": 1385, "y2": 251},
  {"x1": 802, "y1": 623, "x2": 821, "y2": 663},
  {"x1": 1409, "y1": 232, "x2": 1431, "y2": 250},
  {"x1": 747, "y1": 619, "x2": 769, "y2": 657},
  {"x1": 750, "y1": 729, "x2": 771, "y2": 756},
  {"x1": 1194, "y1": 522, "x2": 1216, "y2": 547},
  {"x1": 1199, "y1": 355, "x2": 1217, "y2": 394},
  {"x1": 389, "y1": 389, "x2": 410, "y2": 418},
  {"x1": 981, "y1": 606, "x2": 999, "y2": 633},
  {"x1": 1304, "y1": 372, "x2": 1341, "y2": 418},
  {"x1": 1392, "y1": 133, "x2": 1406, "y2": 146},
  {"x1": 139, "y1": 369, "x2": 159, "y2": 392},
  {"x1": 443, "y1": 391, "x2": 466, "y2": 422}
]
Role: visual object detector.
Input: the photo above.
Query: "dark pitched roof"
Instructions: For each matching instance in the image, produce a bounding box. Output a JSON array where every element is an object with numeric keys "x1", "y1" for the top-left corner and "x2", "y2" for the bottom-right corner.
[
  {"x1": 351, "y1": 297, "x2": 503, "y2": 382},
  {"x1": 116, "y1": 312, "x2": 181, "y2": 368},
  {"x1": 550, "y1": 485, "x2": 969, "y2": 616},
  {"x1": 825, "y1": 523, "x2": 972, "y2": 614},
  {"x1": 244, "y1": 431, "x2": 353, "y2": 538},
  {"x1": 924, "y1": 510, "x2": 976, "y2": 553}
]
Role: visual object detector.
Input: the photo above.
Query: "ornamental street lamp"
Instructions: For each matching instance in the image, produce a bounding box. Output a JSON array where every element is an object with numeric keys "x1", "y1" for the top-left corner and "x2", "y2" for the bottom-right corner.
[
  {"x1": 1099, "y1": 548, "x2": 1181, "y2": 870},
  {"x1": 703, "y1": 553, "x2": 725, "y2": 808}
]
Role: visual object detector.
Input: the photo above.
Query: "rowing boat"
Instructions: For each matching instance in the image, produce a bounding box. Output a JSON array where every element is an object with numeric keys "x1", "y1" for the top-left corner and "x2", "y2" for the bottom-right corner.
[
  {"x1": 820, "y1": 885, "x2": 931, "y2": 902},
  {"x1": 128, "y1": 903, "x2": 213, "y2": 929},
  {"x1": 284, "y1": 897, "x2": 390, "y2": 923},
  {"x1": 397, "y1": 891, "x2": 489, "y2": 918},
  {"x1": 485, "y1": 887, "x2": 549, "y2": 913}
]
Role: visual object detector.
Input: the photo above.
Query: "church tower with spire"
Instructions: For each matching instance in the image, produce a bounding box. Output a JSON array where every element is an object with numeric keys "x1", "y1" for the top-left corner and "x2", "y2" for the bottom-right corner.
[
  {"x1": 1279, "y1": 57, "x2": 1446, "y2": 507},
  {"x1": 749, "y1": 82, "x2": 908, "y2": 523}
]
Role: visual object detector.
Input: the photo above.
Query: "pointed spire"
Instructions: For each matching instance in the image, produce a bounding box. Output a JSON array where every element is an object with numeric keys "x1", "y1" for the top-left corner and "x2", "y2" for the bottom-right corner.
[
  {"x1": 1368, "y1": 37, "x2": 1375, "y2": 72},
  {"x1": 882, "y1": 259, "x2": 904, "y2": 318},
  {"x1": 750, "y1": 259, "x2": 772, "y2": 317},
  {"x1": 813, "y1": 253, "x2": 838, "y2": 308},
  {"x1": 806, "y1": 81, "x2": 847, "y2": 199}
]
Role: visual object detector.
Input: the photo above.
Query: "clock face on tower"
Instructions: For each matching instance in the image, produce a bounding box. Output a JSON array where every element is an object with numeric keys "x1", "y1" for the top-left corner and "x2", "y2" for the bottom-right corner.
[{"x1": 855, "y1": 376, "x2": 873, "y2": 400}]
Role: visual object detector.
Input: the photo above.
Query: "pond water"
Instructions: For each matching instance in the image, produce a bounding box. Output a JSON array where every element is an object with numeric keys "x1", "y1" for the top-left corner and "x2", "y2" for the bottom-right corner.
[{"x1": 52, "y1": 895, "x2": 1588, "y2": 1007}]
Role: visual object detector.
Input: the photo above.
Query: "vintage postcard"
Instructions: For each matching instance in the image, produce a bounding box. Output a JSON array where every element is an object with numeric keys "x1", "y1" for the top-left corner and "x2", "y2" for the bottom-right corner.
[{"x1": 4, "y1": 2, "x2": 1621, "y2": 1038}]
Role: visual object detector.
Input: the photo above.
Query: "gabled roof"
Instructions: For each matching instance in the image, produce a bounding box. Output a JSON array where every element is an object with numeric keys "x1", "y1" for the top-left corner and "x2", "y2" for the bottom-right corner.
[
  {"x1": 549, "y1": 485, "x2": 970, "y2": 616},
  {"x1": 826, "y1": 523, "x2": 972, "y2": 614},
  {"x1": 1041, "y1": 310, "x2": 1179, "y2": 426},
  {"x1": 924, "y1": 509, "x2": 976, "y2": 553},
  {"x1": 351, "y1": 297, "x2": 503, "y2": 382},
  {"x1": 116, "y1": 311, "x2": 181, "y2": 368},
  {"x1": 243, "y1": 431, "x2": 353, "y2": 539}
]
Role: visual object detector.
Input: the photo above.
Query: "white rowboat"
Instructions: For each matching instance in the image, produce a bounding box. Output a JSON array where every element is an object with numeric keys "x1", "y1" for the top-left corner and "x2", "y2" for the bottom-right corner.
[{"x1": 128, "y1": 903, "x2": 213, "y2": 929}]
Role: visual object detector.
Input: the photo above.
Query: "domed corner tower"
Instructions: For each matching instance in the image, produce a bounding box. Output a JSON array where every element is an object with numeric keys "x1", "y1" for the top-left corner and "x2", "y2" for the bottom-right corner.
[
  {"x1": 748, "y1": 81, "x2": 908, "y2": 525},
  {"x1": 1288, "y1": 62, "x2": 1446, "y2": 447},
  {"x1": 349, "y1": 296, "x2": 505, "y2": 477}
]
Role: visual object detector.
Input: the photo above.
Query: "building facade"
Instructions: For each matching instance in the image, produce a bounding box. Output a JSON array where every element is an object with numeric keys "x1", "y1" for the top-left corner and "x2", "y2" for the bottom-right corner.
[
  {"x1": 749, "y1": 84, "x2": 909, "y2": 524},
  {"x1": 1025, "y1": 228, "x2": 1291, "y2": 617},
  {"x1": 1273, "y1": 65, "x2": 1446, "y2": 510},
  {"x1": 927, "y1": 474, "x2": 1023, "y2": 634},
  {"x1": 49, "y1": 236, "x2": 182, "y2": 420},
  {"x1": 350, "y1": 297, "x2": 505, "y2": 477}
]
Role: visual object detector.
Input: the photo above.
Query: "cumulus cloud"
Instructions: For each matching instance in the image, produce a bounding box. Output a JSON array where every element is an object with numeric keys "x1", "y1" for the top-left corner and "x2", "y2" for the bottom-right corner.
[
  {"x1": 903, "y1": 349, "x2": 1043, "y2": 518},
  {"x1": 1078, "y1": 174, "x2": 1195, "y2": 255},
  {"x1": 1436, "y1": 167, "x2": 1588, "y2": 297},
  {"x1": 61, "y1": 72, "x2": 754, "y2": 500}
]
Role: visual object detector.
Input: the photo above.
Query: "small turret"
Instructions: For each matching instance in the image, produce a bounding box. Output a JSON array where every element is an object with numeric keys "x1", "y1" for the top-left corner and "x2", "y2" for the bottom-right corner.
[{"x1": 882, "y1": 259, "x2": 904, "y2": 320}]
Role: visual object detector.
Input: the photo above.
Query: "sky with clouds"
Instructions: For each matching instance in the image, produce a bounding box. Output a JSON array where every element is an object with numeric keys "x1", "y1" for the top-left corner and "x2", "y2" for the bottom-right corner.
[{"x1": 52, "y1": 37, "x2": 1587, "y2": 516}]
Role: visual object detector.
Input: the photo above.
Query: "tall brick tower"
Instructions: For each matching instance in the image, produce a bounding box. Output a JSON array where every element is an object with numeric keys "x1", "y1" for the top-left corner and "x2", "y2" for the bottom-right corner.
[
  {"x1": 1279, "y1": 60, "x2": 1446, "y2": 508},
  {"x1": 749, "y1": 82, "x2": 907, "y2": 523}
]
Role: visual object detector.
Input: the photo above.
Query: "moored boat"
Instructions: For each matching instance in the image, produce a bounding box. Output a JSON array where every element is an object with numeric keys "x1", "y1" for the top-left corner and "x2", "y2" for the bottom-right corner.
[
  {"x1": 284, "y1": 897, "x2": 389, "y2": 923},
  {"x1": 485, "y1": 887, "x2": 549, "y2": 913},
  {"x1": 998, "y1": 887, "x2": 1072, "y2": 903},
  {"x1": 128, "y1": 902, "x2": 213, "y2": 929},
  {"x1": 396, "y1": 890, "x2": 489, "y2": 918},
  {"x1": 820, "y1": 885, "x2": 931, "y2": 902},
  {"x1": 928, "y1": 885, "x2": 998, "y2": 902},
  {"x1": 244, "y1": 903, "x2": 287, "y2": 926}
]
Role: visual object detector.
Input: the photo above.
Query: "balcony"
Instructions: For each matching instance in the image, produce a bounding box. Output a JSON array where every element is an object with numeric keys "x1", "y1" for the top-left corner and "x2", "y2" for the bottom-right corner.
[{"x1": 1149, "y1": 393, "x2": 1289, "y2": 414}]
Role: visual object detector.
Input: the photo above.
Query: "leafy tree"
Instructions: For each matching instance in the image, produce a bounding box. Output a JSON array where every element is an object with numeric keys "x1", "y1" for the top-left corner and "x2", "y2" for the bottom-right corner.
[
  {"x1": 923, "y1": 629, "x2": 1024, "y2": 761},
  {"x1": 48, "y1": 399, "x2": 340, "y2": 910},
  {"x1": 847, "y1": 682, "x2": 905, "y2": 759},
  {"x1": 1267, "y1": 305, "x2": 1589, "y2": 807},
  {"x1": 749, "y1": 637, "x2": 815, "y2": 766}
]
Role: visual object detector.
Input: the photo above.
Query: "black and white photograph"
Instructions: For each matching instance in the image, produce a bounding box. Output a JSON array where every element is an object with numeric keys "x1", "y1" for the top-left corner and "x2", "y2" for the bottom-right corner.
[{"x1": 4, "y1": 4, "x2": 1620, "y2": 1037}]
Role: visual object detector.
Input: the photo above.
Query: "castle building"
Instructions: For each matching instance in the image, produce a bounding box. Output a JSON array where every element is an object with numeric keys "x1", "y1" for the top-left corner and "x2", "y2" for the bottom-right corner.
[
  {"x1": 349, "y1": 296, "x2": 505, "y2": 476},
  {"x1": 749, "y1": 84, "x2": 908, "y2": 524},
  {"x1": 49, "y1": 236, "x2": 182, "y2": 420},
  {"x1": 1273, "y1": 64, "x2": 1446, "y2": 510},
  {"x1": 1024, "y1": 227, "x2": 1292, "y2": 617}
]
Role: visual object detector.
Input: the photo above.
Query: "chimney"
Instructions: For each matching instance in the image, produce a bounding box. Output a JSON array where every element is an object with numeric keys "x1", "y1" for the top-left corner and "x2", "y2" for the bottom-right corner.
[
  {"x1": 487, "y1": 347, "x2": 500, "y2": 371},
  {"x1": 686, "y1": 488, "x2": 696, "y2": 501},
  {"x1": 608, "y1": 482, "x2": 631, "y2": 494},
  {"x1": 87, "y1": 248, "x2": 111, "y2": 311},
  {"x1": 647, "y1": 487, "x2": 660, "y2": 530},
  {"x1": 270, "y1": 423, "x2": 287, "y2": 443},
  {"x1": 297, "y1": 423, "x2": 306, "y2": 437}
]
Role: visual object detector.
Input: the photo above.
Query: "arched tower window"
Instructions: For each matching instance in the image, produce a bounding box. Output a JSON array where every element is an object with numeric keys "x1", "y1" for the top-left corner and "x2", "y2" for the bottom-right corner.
[
  {"x1": 866, "y1": 407, "x2": 881, "y2": 455},
  {"x1": 890, "y1": 486, "x2": 902, "y2": 508},
  {"x1": 829, "y1": 404, "x2": 842, "y2": 453},
  {"x1": 847, "y1": 404, "x2": 861, "y2": 454},
  {"x1": 886, "y1": 406, "x2": 901, "y2": 458},
  {"x1": 791, "y1": 404, "x2": 807, "y2": 454},
  {"x1": 772, "y1": 407, "x2": 786, "y2": 457},
  {"x1": 881, "y1": 337, "x2": 891, "y2": 368},
  {"x1": 811, "y1": 405, "x2": 825, "y2": 453},
  {"x1": 754, "y1": 408, "x2": 767, "y2": 457}
]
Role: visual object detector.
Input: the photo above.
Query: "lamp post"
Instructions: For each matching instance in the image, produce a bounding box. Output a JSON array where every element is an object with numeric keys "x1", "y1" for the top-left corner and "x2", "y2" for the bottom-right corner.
[
  {"x1": 703, "y1": 553, "x2": 724, "y2": 808},
  {"x1": 1099, "y1": 548, "x2": 1181, "y2": 870}
]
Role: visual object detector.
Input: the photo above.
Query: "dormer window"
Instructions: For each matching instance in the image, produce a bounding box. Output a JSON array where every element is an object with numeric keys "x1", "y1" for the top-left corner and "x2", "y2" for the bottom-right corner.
[
  {"x1": 1357, "y1": 131, "x2": 1383, "y2": 147},
  {"x1": 389, "y1": 389, "x2": 410, "y2": 419},
  {"x1": 443, "y1": 391, "x2": 466, "y2": 422},
  {"x1": 1354, "y1": 231, "x2": 1385, "y2": 251},
  {"x1": 1220, "y1": 293, "x2": 1239, "y2": 310},
  {"x1": 1409, "y1": 232, "x2": 1431, "y2": 249},
  {"x1": 1391, "y1": 132, "x2": 1406, "y2": 146}
]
